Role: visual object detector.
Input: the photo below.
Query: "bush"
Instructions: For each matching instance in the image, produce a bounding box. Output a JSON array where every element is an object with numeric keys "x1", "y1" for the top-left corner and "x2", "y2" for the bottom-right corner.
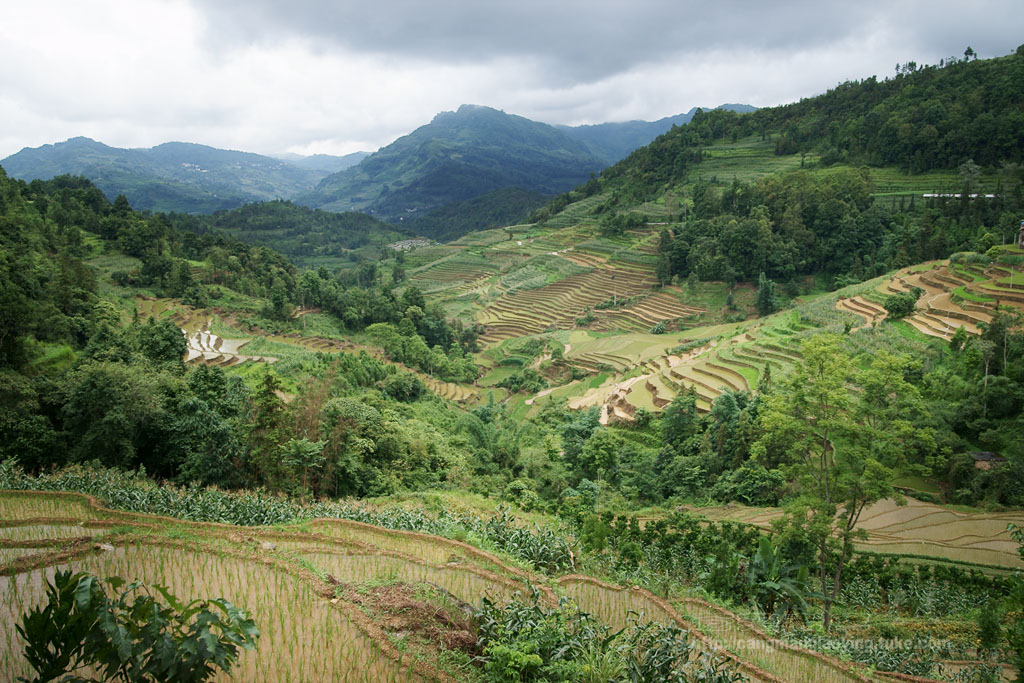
[
  {"x1": 884, "y1": 287, "x2": 923, "y2": 319},
  {"x1": 474, "y1": 588, "x2": 742, "y2": 682},
  {"x1": 19, "y1": 570, "x2": 258, "y2": 683},
  {"x1": 0, "y1": 460, "x2": 576, "y2": 573},
  {"x1": 378, "y1": 372, "x2": 424, "y2": 401}
]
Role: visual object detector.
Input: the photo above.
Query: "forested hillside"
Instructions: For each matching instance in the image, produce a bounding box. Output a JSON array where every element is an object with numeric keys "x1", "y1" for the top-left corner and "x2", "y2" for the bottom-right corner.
[
  {"x1": 168, "y1": 200, "x2": 411, "y2": 267},
  {"x1": 529, "y1": 48, "x2": 1024, "y2": 289},
  {"x1": 558, "y1": 103, "x2": 757, "y2": 164}
]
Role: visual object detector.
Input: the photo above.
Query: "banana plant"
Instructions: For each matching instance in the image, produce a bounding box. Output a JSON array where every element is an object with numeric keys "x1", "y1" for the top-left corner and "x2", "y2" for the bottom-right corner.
[{"x1": 745, "y1": 536, "x2": 817, "y2": 625}]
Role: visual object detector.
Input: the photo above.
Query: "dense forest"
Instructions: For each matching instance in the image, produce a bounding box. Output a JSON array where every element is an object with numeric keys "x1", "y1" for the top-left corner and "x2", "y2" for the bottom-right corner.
[{"x1": 168, "y1": 200, "x2": 409, "y2": 265}]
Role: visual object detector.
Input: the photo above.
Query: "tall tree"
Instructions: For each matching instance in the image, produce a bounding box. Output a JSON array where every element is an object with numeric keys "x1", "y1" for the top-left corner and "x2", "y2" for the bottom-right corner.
[
  {"x1": 756, "y1": 272, "x2": 778, "y2": 316},
  {"x1": 756, "y1": 334, "x2": 896, "y2": 630}
]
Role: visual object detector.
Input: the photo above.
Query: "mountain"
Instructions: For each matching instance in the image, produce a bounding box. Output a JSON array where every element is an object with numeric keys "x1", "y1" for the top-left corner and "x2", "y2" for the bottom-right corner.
[
  {"x1": 272, "y1": 151, "x2": 370, "y2": 174},
  {"x1": 297, "y1": 104, "x2": 606, "y2": 221},
  {"x1": 558, "y1": 104, "x2": 757, "y2": 164},
  {"x1": 1, "y1": 138, "x2": 329, "y2": 214}
]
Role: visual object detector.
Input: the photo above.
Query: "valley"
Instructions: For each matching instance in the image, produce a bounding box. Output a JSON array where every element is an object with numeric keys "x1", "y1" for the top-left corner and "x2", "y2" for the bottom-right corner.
[{"x1": 2, "y1": 46, "x2": 1024, "y2": 683}]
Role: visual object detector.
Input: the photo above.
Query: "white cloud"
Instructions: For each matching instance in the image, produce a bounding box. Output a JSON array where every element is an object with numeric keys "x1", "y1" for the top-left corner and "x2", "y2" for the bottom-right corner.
[{"x1": 1, "y1": 0, "x2": 1023, "y2": 159}]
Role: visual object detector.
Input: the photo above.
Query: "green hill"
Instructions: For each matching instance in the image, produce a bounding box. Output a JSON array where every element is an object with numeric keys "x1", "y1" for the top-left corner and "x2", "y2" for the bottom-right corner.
[
  {"x1": 526, "y1": 48, "x2": 1024, "y2": 289},
  {"x1": 1, "y1": 137, "x2": 328, "y2": 213},
  {"x1": 398, "y1": 187, "x2": 548, "y2": 242},
  {"x1": 297, "y1": 104, "x2": 606, "y2": 221}
]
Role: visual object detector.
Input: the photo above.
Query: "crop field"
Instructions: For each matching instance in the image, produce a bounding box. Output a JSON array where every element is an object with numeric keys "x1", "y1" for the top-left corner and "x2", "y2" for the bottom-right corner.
[
  {"x1": 1, "y1": 489, "x2": 964, "y2": 682},
  {"x1": 687, "y1": 135, "x2": 998, "y2": 200},
  {"x1": 853, "y1": 259, "x2": 1024, "y2": 342},
  {"x1": 696, "y1": 137, "x2": 817, "y2": 184},
  {"x1": 402, "y1": 206, "x2": 984, "y2": 423},
  {"x1": 0, "y1": 491, "x2": 511, "y2": 682},
  {"x1": 408, "y1": 253, "x2": 498, "y2": 296},
  {"x1": 557, "y1": 575, "x2": 875, "y2": 683},
  {"x1": 474, "y1": 263, "x2": 660, "y2": 343},
  {"x1": 689, "y1": 497, "x2": 1024, "y2": 570}
]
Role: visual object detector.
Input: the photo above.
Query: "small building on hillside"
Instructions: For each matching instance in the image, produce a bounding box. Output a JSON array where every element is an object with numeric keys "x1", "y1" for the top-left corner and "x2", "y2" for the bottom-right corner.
[{"x1": 971, "y1": 451, "x2": 1006, "y2": 470}]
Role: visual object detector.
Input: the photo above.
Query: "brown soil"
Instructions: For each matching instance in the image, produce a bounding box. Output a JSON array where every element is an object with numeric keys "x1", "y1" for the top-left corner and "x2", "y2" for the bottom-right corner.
[{"x1": 338, "y1": 580, "x2": 479, "y2": 658}]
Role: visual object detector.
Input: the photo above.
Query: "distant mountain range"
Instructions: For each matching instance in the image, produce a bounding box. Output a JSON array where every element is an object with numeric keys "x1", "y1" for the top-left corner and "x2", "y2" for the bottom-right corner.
[
  {"x1": 558, "y1": 104, "x2": 757, "y2": 164},
  {"x1": 271, "y1": 151, "x2": 370, "y2": 174},
  {"x1": 0, "y1": 138, "x2": 350, "y2": 213},
  {"x1": 296, "y1": 103, "x2": 756, "y2": 238},
  {"x1": 0, "y1": 103, "x2": 755, "y2": 236}
]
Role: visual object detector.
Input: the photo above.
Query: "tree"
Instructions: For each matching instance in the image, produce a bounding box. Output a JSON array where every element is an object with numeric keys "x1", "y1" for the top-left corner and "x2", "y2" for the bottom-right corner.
[
  {"x1": 756, "y1": 272, "x2": 777, "y2": 317},
  {"x1": 882, "y1": 287, "x2": 922, "y2": 319},
  {"x1": 744, "y1": 536, "x2": 814, "y2": 625},
  {"x1": 756, "y1": 334, "x2": 896, "y2": 631},
  {"x1": 660, "y1": 388, "x2": 700, "y2": 451},
  {"x1": 135, "y1": 317, "x2": 187, "y2": 365},
  {"x1": 280, "y1": 437, "x2": 326, "y2": 499},
  {"x1": 18, "y1": 570, "x2": 258, "y2": 682}
]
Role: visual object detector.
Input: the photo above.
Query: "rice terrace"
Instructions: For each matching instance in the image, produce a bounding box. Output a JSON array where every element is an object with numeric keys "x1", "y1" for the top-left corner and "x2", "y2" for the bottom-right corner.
[{"x1": 3, "y1": 38, "x2": 1024, "y2": 683}]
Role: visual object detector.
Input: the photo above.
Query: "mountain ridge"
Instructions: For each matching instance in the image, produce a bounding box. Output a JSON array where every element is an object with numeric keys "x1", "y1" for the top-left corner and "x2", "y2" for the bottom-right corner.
[
  {"x1": 296, "y1": 104, "x2": 608, "y2": 221},
  {"x1": 1, "y1": 137, "x2": 330, "y2": 214},
  {"x1": 557, "y1": 103, "x2": 757, "y2": 163}
]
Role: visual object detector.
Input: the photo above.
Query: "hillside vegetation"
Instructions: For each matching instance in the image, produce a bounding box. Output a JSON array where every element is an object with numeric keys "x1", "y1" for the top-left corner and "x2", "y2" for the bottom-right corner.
[
  {"x1": 168, "y1": 200, "x2": 411, "y2": 268},
  {"x1": 2, "y1": 47, "x2": 1024, "y2": 683}
]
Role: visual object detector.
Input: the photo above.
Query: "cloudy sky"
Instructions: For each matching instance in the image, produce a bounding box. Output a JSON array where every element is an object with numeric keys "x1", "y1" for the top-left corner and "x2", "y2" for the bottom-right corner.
[{"x1": 2, "y1": 0, "x2": 1022, "y2": 160}]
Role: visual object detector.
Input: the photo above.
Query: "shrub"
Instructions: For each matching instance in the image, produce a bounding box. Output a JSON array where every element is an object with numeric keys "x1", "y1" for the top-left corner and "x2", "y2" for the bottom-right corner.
[
  {"x1": 474, "y1": 588, "x2": 742, "y2": 682},
  {"x1": 19, "y1": 570, "x2": 258, "y2": 683},
  {"x1": 884, "y1": 287, "x2": 923, "y2": 319}
]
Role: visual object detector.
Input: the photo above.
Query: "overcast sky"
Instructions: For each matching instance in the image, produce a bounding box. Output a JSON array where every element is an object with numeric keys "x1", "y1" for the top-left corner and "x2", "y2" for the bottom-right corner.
[{"x1": 2, "y1": 1, "x2": 1022, "y2": 160}]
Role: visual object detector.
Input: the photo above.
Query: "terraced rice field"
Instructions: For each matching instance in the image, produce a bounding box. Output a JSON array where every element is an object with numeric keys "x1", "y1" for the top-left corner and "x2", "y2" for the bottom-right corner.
[
  {"x1": 592, "y1": 289, "x2": 704, "y2": 333},
  {"x1": 423, "y1": 377, "x2": 479, "y2": 404},
  {"x1": 0, "y1": 492, "x2": 514, "y2": 682},
  {"x1": 855, "y1": 259, "x2": 1024, "y2": 341},
  {"x1": 1, "y1": 490, "x2": 970, "y2": 682},
  {"x1": 836, "y1": 296, "x2": 888, "y2": 329},
  {"x1": 691, "y1": 497, "x2": 1024, "y2": 569},
  {"x1": 475, "y1": 264, "x2": 661, "y2": 343},
  {"x1": 409, "y1": 254, "x2": 498, "y2": 296},
  {"x1": 136, "y1": 297, "x2": 282, "y2": 367},
  {"x1": 549, "y1": 316, "x2": 808, "y2": 423},
  {"x1": 557, "y1": 575, "x2": 880, "y2": 683}
]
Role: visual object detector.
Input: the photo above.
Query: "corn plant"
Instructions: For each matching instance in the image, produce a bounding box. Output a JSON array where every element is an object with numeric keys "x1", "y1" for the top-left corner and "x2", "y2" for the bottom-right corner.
[{"x1": 0, "y1": 461, "x2": 575, "y2": 572}]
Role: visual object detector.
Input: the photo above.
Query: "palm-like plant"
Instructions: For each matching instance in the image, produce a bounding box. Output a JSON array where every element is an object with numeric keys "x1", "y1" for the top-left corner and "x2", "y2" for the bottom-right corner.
[{"x1": 745, "y1": 536, "x2": 816, "y2": 625}]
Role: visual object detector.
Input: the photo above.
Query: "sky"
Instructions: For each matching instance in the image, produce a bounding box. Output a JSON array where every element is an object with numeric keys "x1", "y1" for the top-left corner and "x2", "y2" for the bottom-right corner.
[{"x1": 2, "y1": 0, "x2": 1023, "y2": 160}]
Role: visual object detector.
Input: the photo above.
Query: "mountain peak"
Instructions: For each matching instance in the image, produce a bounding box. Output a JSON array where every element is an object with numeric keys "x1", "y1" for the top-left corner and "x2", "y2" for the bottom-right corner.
[{"x1": 61, "y1": 136, "x2": 107, "y2": 149}]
